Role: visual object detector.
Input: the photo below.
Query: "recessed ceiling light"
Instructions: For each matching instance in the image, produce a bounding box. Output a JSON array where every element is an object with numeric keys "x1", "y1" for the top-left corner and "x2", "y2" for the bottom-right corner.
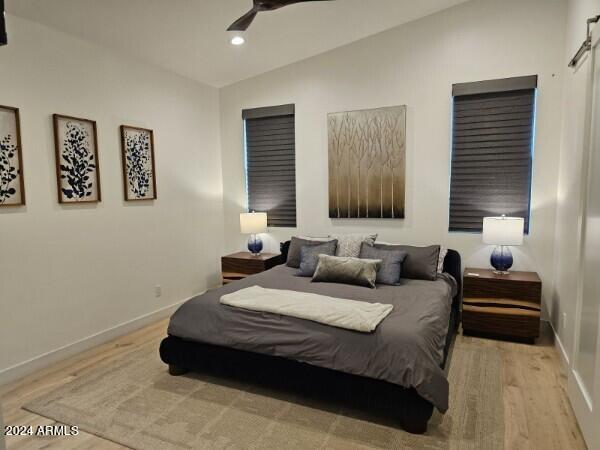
[{"x1": 230, "y1": 36, "x2": 245, "y2": 46}]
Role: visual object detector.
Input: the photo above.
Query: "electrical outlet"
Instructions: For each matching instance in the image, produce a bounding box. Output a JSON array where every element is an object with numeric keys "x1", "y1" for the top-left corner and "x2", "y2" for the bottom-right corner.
[
  {"x1": 154, "y1": 285, "x2": 162, "y2": 298},
  {"x1": 562, "y1": 312, "x2": 567, "y2": 331}
]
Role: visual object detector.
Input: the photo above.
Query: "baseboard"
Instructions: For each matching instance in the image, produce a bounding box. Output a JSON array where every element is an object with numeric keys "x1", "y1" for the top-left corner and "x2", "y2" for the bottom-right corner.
[
  {"x1": 547, "y1": 319, "x2": 570, "y2": 369},
  {"x1": 0, "y1": 296, "x2": 197, "y2": 387}
]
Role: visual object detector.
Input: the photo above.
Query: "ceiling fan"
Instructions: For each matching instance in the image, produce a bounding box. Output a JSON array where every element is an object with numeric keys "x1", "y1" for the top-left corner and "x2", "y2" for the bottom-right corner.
[{"x1": 227, "y1": 0, "x2": 333, "y2": 32}]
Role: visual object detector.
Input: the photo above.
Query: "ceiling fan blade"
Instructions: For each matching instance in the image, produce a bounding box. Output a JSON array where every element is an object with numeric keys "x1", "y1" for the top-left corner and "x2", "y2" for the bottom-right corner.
[
  {"x1": 227, "y1": 0, "x2": 334, "y2": 31},
  {"x1": 227, "y1": 9, "x2": 258, "y2": 31},
  {"x1": 262, "y1": 0, "x2": 333, "y2": 7}
]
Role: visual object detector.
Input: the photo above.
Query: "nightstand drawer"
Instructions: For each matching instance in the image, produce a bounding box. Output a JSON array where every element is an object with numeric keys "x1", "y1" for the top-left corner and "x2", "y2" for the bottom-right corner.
[
  {"x1": 462, "y1": 304, "x2": 540, "y2": 338},
  {"x1": 222, "y1": 256, "x2": 268, "y2": 275},
  {"x1": 221, "y1": 252, "x2": 282, "y2": 285},
  {"x1": 464, "y1": 278, "x2": 541, "y2": 303}
]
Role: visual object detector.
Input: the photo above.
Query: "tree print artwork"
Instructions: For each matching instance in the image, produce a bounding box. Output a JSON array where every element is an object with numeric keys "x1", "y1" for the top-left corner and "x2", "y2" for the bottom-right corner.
[
  {"x1": 0, "y1": 106, "x2": 25, "y2": 207},
  {"x1": 53, "y1": 115, "x2": 100, "y2": 203},
  {"x1": 121, "y1": 126, "x2": 156, "y2": 201},
  {"x1": 328, "y1": 106, "x2": 406, "y2": 219}
]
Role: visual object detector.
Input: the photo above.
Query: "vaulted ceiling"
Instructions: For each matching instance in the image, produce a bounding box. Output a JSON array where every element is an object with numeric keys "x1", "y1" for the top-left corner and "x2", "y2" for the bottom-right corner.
[{"x1": 7, "y1": 0, "x2": 468, "y2": 87}]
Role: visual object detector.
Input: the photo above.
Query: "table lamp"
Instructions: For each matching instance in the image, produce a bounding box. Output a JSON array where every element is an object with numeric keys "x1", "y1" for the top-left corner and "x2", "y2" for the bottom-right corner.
[
  {"x1": 240, "y1": 211, "x2": 267, "y2": 255},
  {"x1": 482, "y1": 215, "x2": 524, "y2": 274}
]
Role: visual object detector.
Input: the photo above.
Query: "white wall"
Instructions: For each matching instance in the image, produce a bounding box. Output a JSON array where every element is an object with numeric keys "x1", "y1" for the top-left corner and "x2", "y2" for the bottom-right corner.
[
  {"x1": 552, "y1": 0, "x2": 600, "y2": 364},
  {"x1": 0, "y1": 16, "x2": 224, "y2": 382},
  {"x1": 220, "y1": 0, "x2": 567, "y2": 314},
  {"x1": 0, "y1": 401, "x2": 4, "y2": 450}
]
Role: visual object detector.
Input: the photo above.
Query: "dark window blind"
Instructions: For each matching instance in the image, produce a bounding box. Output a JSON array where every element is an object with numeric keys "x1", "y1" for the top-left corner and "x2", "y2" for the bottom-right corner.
[
  {"x1": 243, "y1": 104, "x2": 296, "y2": 227},
  {"x1": 449, "y1": 76, "x2": 537, "y2": 233}
]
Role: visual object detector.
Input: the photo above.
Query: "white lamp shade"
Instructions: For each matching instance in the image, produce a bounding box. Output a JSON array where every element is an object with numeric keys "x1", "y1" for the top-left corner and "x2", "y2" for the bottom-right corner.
[
  {"x1": 240, "y1": 212, "x2": 267, "y2": 234},
  {"x1": 482, "y1": 216, "x2": 524, "y2": 246}
]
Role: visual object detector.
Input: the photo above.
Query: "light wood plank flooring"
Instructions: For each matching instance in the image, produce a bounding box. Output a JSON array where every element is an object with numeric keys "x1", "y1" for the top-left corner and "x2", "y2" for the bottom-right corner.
[{"x1": 0, "y1": 320, "x2": 587, "y2": 449}]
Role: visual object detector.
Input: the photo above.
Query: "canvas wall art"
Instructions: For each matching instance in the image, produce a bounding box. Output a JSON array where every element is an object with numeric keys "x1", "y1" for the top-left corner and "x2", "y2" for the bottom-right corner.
[
  {"x1": 0, "y1": 105, "x2": 25, "y2": 207},
  {"x1": 120, "y1": 125, "x2": 156, "y2": 201},
  {"x1": 53, "y1": 114, "x2": 101, "y2": 203},
  {"x1": 328, "y1": 105, "x2": 406, "y2": 219}
]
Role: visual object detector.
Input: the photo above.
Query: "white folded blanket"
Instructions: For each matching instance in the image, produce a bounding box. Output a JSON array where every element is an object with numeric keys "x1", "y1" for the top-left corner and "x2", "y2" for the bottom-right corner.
[{"x1": 219, "y1": 285, "x2": 393, "y2": 332}]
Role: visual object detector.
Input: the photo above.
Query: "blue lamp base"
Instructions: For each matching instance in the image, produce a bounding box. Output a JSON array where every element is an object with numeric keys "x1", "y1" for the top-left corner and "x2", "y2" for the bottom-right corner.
[
  {"x1": 490, "y1": 245, "x2": 513, "y2": 274},
  {"x1": 247, "y1": 234, "x2": 263, "y2": 255}
]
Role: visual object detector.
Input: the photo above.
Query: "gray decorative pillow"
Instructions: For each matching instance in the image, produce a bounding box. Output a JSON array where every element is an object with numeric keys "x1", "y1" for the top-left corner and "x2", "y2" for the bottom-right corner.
[
  {"x1": 287, "y1": 236, "x2": 337, "y2": 268},
  {"x1": 359, "y1": 243, "x2": 407, "y2": 285},
  {"x1": 312, "y1": 254, "x2": 382, "y2": 289},
  {"x1": 331, "y1": 233, "x2": 377, "y2": 258},
  {"x1": 373, "y1": 243, "x2": 440, "y2": 281},
  {"x1": 297, "y1": 240, "x2": 338, "y2": 277}
]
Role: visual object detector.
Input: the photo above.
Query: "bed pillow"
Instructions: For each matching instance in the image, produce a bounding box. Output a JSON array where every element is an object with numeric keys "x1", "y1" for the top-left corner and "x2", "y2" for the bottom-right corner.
[
  {"x1": 312, "y1": 254, "x2": 382, "y2": 289},
  {"x1": 359, "y1": 243, "x2": 408, "y2": 285},
  {"x1": 287, "y1": 236, "x2": 337, "y2": 268},
  {"x1": 330, "y1": 233, "x2": 377, "y2": 258},
  {"x1": 437, "y1": 246, "x2": 448, "y2": 274},
  {"x1": 297, "y1": 235, "x2": 331, "y2": 241},
  {"x1": 297, "y1": 240, "x2": 338, "y2": 277},
  {"x1": 280, "y1": 240, "x2": 291, "y2": 262},
  {"x1": 373, "y1": 243, "x2": 440, "y2": 281}
]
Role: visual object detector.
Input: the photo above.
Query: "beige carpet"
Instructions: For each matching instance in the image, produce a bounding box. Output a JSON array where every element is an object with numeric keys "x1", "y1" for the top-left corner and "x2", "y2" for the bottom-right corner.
[{"x1": 24, "y1": 342, "x2": 503, "y2": 450}]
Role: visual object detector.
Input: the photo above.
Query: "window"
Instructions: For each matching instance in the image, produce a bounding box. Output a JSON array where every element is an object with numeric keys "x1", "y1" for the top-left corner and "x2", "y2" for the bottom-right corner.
[
  {"x1": 243, "y1": 104, "x2": 296, "y2": 227},
  {"x1": 449, "y1": 76, "x2": 537, "y2": 233}
]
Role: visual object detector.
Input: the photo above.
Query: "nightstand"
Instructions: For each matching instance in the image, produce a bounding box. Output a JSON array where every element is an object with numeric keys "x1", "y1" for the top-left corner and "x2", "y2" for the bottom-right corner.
[
  {"x1": 221, "y1": 252, "x2": 282, "y2": 284},
  {"x1": 462, "y1": 268, "x2": 542, "y2": 342}
]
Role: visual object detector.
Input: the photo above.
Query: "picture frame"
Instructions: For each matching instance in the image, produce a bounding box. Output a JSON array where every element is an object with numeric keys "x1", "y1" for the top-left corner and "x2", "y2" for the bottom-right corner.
[
  {"x1": 328, "y1": 105, "x2": 406, "y2": 219},
  {"x1": 120, "y1": 125, "x2": 157, "y2": 201},
  {"x1": 0, "y1": 105, "x2": 25, "y2": 207},
  {"x1": 53, "y1": 114, "x2": 101, "y2": 204}
]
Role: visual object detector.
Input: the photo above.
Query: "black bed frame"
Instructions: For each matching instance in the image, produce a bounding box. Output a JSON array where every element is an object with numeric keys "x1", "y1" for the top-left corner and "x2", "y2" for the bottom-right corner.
[{"x1": 159, "y1": 246, "x2": 462, "y2": 434}]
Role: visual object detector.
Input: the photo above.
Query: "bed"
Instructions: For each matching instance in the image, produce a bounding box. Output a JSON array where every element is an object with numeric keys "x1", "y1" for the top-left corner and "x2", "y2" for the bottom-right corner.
[{"x1": 159, "y1": 246, "x2": 462, "y2": 434}]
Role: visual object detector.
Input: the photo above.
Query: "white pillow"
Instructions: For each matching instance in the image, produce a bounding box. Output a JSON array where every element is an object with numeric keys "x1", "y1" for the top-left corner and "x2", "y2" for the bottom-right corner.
[
  {"x1": 331, "y1": 233, "x2": 377, "y2": 258},
  {"x1": 437, "y1": 246, "x2": 448, "y2": 274}
]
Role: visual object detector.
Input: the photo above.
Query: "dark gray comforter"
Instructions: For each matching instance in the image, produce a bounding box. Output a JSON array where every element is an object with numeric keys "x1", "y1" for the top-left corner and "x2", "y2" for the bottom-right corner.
[{"x1": 168, "y1": 265, "x2": 456, "y2": 412}]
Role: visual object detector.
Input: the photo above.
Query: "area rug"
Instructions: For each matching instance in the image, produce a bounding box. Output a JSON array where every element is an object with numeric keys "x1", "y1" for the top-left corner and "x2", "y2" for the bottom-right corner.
[{"x1": 24, "y1": 342, "x2": 503, "y2": 449}]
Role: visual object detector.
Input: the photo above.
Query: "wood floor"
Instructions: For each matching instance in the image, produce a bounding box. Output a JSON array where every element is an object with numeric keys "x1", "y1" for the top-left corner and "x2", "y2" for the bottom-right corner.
[{"x1": 0, "y1": 320, "x2": 587, "y2": 450}]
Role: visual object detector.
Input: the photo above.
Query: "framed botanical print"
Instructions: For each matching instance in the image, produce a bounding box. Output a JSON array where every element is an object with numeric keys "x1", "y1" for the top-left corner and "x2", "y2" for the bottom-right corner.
[
  {"x1": 53, "y1": 114, "x2": 101, "y2": 203},
  {"x1": 120, "y1": 125, "x2": 157, "y2": 201},
  {"x1": 0, "y1": 105, "x2": 25, "y2": 207}
]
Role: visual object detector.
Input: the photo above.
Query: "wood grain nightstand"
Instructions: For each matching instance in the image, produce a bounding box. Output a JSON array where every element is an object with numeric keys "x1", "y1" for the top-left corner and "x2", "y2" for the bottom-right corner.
[
  {"x1": 462, "y1": 268, "x2": 542, "y2": 342},
  {"x1": 221, "y1": 252, "x2": 282, "y2": 284}
]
